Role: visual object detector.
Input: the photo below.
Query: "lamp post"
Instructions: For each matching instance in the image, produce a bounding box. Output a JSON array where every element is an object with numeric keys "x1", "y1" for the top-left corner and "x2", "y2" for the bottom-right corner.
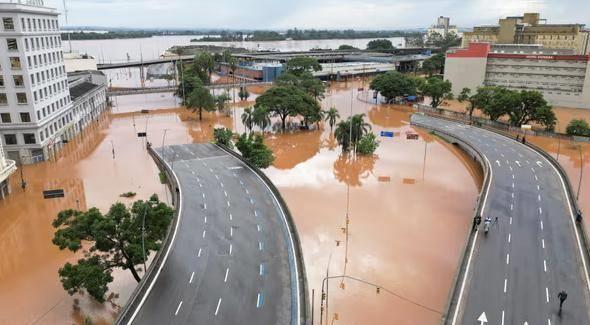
[{"x1": 577, "y1": 144, "x2": 584, "y2": 201}]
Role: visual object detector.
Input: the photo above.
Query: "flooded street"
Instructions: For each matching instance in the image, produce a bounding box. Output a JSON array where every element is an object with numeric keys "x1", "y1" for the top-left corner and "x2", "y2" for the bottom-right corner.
[{"x1": 0, "y1": 79, "x2": 525, "y2": 325}]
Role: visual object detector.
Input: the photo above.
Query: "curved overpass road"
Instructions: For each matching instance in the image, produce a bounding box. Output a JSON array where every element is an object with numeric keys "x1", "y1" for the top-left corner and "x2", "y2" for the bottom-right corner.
[
  {"x1": 412, "y1": 115, "x2": 590, "y2": 325},
  {"x1": 130, "y1": 143, "x2": 300, "y2": 325}
]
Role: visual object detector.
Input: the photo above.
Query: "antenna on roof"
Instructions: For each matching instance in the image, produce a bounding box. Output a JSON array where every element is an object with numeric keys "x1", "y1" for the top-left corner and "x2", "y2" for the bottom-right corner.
[{"x1": 62, "y1": 0, "x2": 72, "y2": 53}]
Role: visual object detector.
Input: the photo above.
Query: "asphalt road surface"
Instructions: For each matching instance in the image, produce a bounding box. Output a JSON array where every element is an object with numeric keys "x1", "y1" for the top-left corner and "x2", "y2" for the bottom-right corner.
[
  {"x1": 412, "y1": 114, "x2": 590, "y2": 325},
  {"x1": 130, "y1": 143, "x2": 300, "y2": 325}
]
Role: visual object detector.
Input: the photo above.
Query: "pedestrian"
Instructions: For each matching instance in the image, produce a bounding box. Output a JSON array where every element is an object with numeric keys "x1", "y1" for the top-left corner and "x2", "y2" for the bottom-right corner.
[
  {"x1": 473, "y1": 215, "x2": 482, "y2": 231},
  {"x1": 522, "y1": 136, "x2": 526, "y2": 144},
  {"x1": 494, "y1": 216, "x2": 499, "y2": 225},
  {"x1": 516, "y1": 134, "x2": 520, "y2": 141},
  {"x1": 558, "y1": 290, "x2": 568, "y2": 315}
]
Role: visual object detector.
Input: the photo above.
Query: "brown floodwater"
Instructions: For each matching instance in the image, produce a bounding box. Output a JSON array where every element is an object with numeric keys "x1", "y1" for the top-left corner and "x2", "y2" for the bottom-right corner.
[{"x1": 0, "y1": 81, "x2": 485, "y2": 325}]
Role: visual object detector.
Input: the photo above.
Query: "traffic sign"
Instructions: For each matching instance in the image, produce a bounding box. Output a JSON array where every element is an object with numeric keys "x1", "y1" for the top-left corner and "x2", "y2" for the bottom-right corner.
[
  {"x1": 380, "y1": 131, "x2": 394, "y2": 138},
  {"x1": 406, "y1": 133, "x2": 419, "y2": 140},
  {"x1": 137, "y1": 132, "x2": 147, "y2": 138}
]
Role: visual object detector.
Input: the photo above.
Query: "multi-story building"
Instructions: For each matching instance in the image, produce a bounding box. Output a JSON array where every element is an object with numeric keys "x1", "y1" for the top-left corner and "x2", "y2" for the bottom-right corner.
[
  {"x1": 444, "y1": 42, "x2": 590, "y2": 109},
  {"x1": 0, "y1": 0, "x2": 76, "y2": 164},
  {"x1": 67, "y1": 70, "x2": 107, "y2": 132},
  {"x1": 0, "y1": 134, "x2": 16, "y2": 199},
  {"x1": 462, "y1": 13, "x2": 590, "y2": 54},
  {"x1": 427, "y1": 16, "x2": 459, "y2": 38}
]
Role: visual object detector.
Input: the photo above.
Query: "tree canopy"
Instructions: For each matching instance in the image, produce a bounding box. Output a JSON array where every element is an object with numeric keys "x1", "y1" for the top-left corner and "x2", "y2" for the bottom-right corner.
[
  {"x1": 255, "y1": 86, "x2": 321, "y2": 131},
  {"x1": 187, "y1": 83, "x2": 216, "y2": 120},
  {"x1": 338, "y1": 44, "x2": 359, "y2": 50},
  {"x1": 566, "y1": 119, "x2": 590, "y2": 137},
  {"x1": 52, "y1": 195, "x2": 173, "y2": 302},
  {"x1": 370, "y1": 71, "x2": 417, "y2": 102},
  {"x1": 334, "y1": 114, "x2": 377, "y2": 155},
  {"x1": 285, "y1": 57, "x2": 322, "y2": 77},
  {"x1": 421, "y1": 53, "x2": 445, "y2": 76},
  {"x1": 425, "y1": 32, "x2": 462, "y2": 51},
  {"x1": 366, "y1": 39, "x2": 395, "y2": 52},
  {"x1": 214, "y1": 128, "x2": 234, "y2": 148},
  {"x1": 235, "y1": 133, "x2": 275, "y2": 168},
  {"x1": 418, "y1": 77, "x2": 452, "y2": 108}
]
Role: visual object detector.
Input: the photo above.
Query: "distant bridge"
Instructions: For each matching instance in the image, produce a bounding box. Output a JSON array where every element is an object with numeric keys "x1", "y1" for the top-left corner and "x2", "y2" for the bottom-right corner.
[
  {"x1": 107, "y1": 81, "x2": 272, "y2": 97},
  {"x1": 97, "y1": 55, "x2": 194, "y2": 70}
]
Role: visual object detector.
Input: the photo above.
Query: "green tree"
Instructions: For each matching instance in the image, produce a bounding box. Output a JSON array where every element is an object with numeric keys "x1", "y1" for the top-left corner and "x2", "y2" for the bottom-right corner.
[
  {"x1": 425, "y1": 32, "x2": 462, "y2": 51},
  {"x1": 176, "y1": 74, "x2": 202, "y2": 105},
  {"x1": 241, "y1": 107, "x2": 254, "y2": 133},
  {"x1": 52, "y1": 195, "x2": 173, "y2": 302},
  {"x1": 421, "y1": 53, "x2": 445, "y2": 76},
  {"x1": 285, "y1": 57, "x2": 322, "y2": 77},
  {"x1": 214, "y1": 128, "x2": 234, "y2": 148},
  {"x1": 187, "y1": 85, "x2": 215, "y2": 120},
  {"x1": 370, "y1": 71, "x2": 417, "y2": 102},
  {"x1": 235, "y1": 133, "x2": 275, "y2": 168},
  {"x1": 324, "y1": 107, "x2": 340, "y2": 132},
  {"x1": 356, "y1": 133, "x2": 380, "y2": 155},
  {"x1": 419, "y1": 77, "x2": 452, "y2": 108},
  {"x1": 507, "y1": 90, "x2": 555, "y2": 129},
  {"x1": 366, "y1": 39, "x2": 395, "y2": 52},
  {"x1": 458, "y1": 87, "x2": 482, "y2": 119},
  {"x1": 252, "y1": 105, "x2": 272, "y2": 132},
  {"x1": 256, "y1": 86, "x2": 318, "y2": 131},
  {"x1": 275, "y1": 72, "x2": 326, "y2": 100},
  {"x1": 338, "y1": 44, "x2": 359, "y2": 50},
  {"x1": 191, "y1": 52, "x2": 215, "y2": 85},
  {"x1": 215, "y1": 92, "x2": 232, "y2": 113},
  {"x1": 238, "y1": 87, "x2": 250, "y2": 101},
  {"x1": 334, "y1": 114, "x2": 372, "y2": 153},
  {"x1": 481, "y1": 87, "x2": 515, "y2": 121},
  {"x1": 566, "y1": 119, "x2": 590, "y2": 136}
]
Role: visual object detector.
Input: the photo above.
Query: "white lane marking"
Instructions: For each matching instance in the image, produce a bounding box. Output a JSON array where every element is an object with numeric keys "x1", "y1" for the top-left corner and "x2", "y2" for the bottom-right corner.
[
  {"x1": 229, "y1": 213, "x2": 233, "y2": 221},
  {"x1": 510, "y1": 203, "x2": 513, "y2": 211},
  {"x1": 502, "y1": 310, "x2": 505, "y2": 325},
  {"x1": 537, "y1": 184, "x2": 540, "y2": 191},
  {"x1": 204, "y1": 216, "x2": 207, "y2": 224},
  {"x1": 254, "y1": 210, "x2": 259, "y2": 217},
  {"x1": 199, "y1": 183, "x2": 203, "y2": 188},
  {"x1": 215, "y1": 174, "x2": 219, "y2": 179},
  {"x1": 504, "y1": 278, "x2": 508, "y2": 293},
  {"x1": 239, "y1": 180, "x2": 244, "y2": 186},
  {"x1": 532, "y1": 167, "x2": 536, "y2": 173},
  {"x1": 175, "y1": 301, "x2": 183, "y2": 316},
  {"x1": 227, "y1": 201, "x2": 231, "y2": 207},
  {"x1": 510, "y1": 217, "x2": 513, "y2": 225},
  {"x1": 245, "y1": 189, "x2": 250, "y2": 195},
  {"x1": 512, "y1": 174, "x2": 515, "y2": 179},
  {"x1": 537, "y1": 161, "x2": 544, "y2": 168},
  {"x1": 198, "y1": 248, "x2": 202, "y2": 257},
  {"x1": 496, "y1": 160, "x2": 501, "y2": 167},
  {"x1": 544, "y1": 260, "x2": 547, "y2": 272},
  {"x1": 229, "y1": 244, "x2": 233, "y2": 256},
  {"x1": 509, "y1": 166, "x2": 513, "y2": 172},
  {"x1": 501, "y1": 153, "x2": 505, "y2": 158},
  {"x1": 512, "y1": 192, "x2": 515, "y2": 199},
  {"x1": 202, "y1": 193, "x2": 205, "y2": 199},
  {"x1": 220, "y1": 182, "x2": 224, "y2": 188},
  {"x1": 204, "y1": 203, "x2": 207, "y2": 210},
  {"x1": 508, "y1": 233, "x2": 511, "y2": 243},
  {"x1": 539, "y1": 207, "x2": 543, "y2": 214},
  {"x1": 224, "y1": 268, "x2": 229, "y2": 283},
  {"x1": 227, "y1": 166, "x2": 243, "y2": 170},
  {"x1": 515, "y1": 161, "x2": 521, "y2": 167},
  {"x1": 256, "y1": 293, "x2": 264, "y2": 308},
  {"x1": 189, "y1": 272, "x2": 195, "y2": 284},
  {"x1": 215, "y1": 298, "x2": 222, "y2": 316},
  {"x1": 191, "y1": 171, "x2": 195, "y2": 175},
  {"x1": 202, "y1": 230, "x2": 206, "y2": 238},
  {"x1": 548, "y1": 319, "x2": 551, "y2": 325},
  {"x1": 512, "y1": 183, "x2": 515, "y2": 188},
  {"x1": 259, "y1": 242, "x2": 264, "y2": 251},
  {"x1": 250, "y1": 198, "x2": 254, "y2": 204},
  {"x1": 259, "y1": 264, "x2": 265, "y2": 276},
  {"x1": 542, "y1": 239, "x2": 545, "y2": 249},
  {"x1": 506, "y1": 253, "x2": 510, "y2": 265},
  {"x1": 538, "y1": 194, "x2": 541, "y2": 202},
  {"x1": 546, "y1": 287, "x2": 550, "y2": 303},
  {"x1": 230, "y1": 227, "x2": 233, "y2": 237},
  {"x1": 541, "y1": 221, "x2": 544, "y2": 230},
  {"x1": 257, "y1": 224, "x2": 261, "y2": 232},
  {"x1": 209, "y1": 168, "x2": 213, "y2": 172},
  {"x1": 535, "y1": 175, "x2": 538, "y2": 181},
  {"x1": 224, "y1": 190, "x2": 228, "y2": 197}
]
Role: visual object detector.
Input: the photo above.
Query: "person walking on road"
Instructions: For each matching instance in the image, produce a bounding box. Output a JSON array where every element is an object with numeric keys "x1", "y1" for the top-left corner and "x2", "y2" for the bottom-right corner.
[
  {"x1": 473, "y1": 215, "x2": 482, "y2": 231},
  {"x1": 558, "y1": 290, "x2": 568, "y2": 315}
]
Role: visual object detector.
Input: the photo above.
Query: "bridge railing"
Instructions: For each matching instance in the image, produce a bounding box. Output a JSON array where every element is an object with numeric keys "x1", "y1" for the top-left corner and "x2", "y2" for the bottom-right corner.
[
  {"x1": 115, "y1": 143, "x2": 182, "y2": 325},
  {"x1": 410, "y1": 115, "x2": 492, "y2": 325}
]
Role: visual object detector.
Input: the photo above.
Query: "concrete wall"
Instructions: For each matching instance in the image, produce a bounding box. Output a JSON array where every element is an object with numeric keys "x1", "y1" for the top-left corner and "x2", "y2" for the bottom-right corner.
[{"x1": 444, "y1": 57, "x2": 488, "y2": 95}]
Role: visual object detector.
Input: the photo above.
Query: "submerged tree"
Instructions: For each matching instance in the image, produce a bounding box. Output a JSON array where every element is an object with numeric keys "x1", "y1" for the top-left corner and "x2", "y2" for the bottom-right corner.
[
  {"x1": 52, "y1": 195, "x2": 173, "y2": 302},
  {"x1": 187, "y1": 84, "x2": 216, "y2": 120},
  {"x1": 324, "y1": 107, "x2": 340, "y2": 132}
]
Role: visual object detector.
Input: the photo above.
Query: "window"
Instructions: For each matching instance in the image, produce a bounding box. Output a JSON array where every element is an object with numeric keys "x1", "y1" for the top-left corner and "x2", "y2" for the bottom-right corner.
[
  {"x1": 0, "y1": 113, "x2": 10, "y2": 123},
  {"x1": 0, "y1": 93, "x2": 6, "y2": 105},
  {"x1": 10, "y1": 57, "x2": 21, "y2": 69},
  {"x1": 7, "y1": 39, "x2": 18, "y2": 51},
  {"x1": 23, "y1": 133, "x2": 36, "y2": 144},
  {"x1": 3, "y1": 18, "x2": 14, "y2": 31},
  {"x1": 16, "y1": 93, "x2": 27, "y2": 104},
  {"x1": 0, "y1": 76, "x2": 3, "y2": 87},
  {"x1": 13, "y1": 75, "x2": 24, "y2": 87},
  {"x1": 20, "y1": 112, "x2": 31, "y2": 123}
]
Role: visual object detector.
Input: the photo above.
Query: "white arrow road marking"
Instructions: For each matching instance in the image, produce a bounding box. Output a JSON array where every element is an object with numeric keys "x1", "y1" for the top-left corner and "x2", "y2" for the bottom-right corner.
[
  {"x1": 496, "y1": 160, "x2": 501, "y2": 167},
  {"x1": 478, "y1": 312, "x2": 488, "y2": 324},
  {"x1": 515, "y1": 161, "x2": 521, "y2": 167}
]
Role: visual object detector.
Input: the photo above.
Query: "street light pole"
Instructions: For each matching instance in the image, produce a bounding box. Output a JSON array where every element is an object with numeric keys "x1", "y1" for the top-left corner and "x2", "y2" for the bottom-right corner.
[{"x1": 577, "y1": 144, "x2": 584, "y2": 201}]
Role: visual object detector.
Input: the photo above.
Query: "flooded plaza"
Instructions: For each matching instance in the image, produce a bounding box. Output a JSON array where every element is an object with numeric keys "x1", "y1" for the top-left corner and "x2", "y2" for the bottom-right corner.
[{"x1": 2, "y1": 78, "x2": 587, "y2": 325}]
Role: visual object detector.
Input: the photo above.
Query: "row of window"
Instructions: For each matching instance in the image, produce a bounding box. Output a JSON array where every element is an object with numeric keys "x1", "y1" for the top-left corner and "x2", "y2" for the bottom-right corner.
[
  {"x1": 24, "y1": 36, "x2": 62, "y2": 52},
  {"x1": 0, "y1": 112, "x2": 30, "y2": 123},
  {"x1": 2, "y1": 111, "x2": 74, "y2": 147},
  {"x1": 38, "y1": 95, "x2": 71, "y2": 121},
  {"x1": 26, "y1": 51, "x2": 64, "y2": 70},
  {"x1": 486, "y1": 72, "x2": 586, "y2": 81},
  {"x1": 31, "y1": 66, "x2": 66, "y2": 86},
  {"x1": 0, "y1": 92, "x2": 28, "y2": 105},
  {"x1": 0, "y1": 75, "x2": 25, "y2": 88},
  {"x1": 2, "y1": 17, "x2": 59, "y2": 33},
  {"x1": 4, "y1": 133, "x2": 36, "y2": 145},
  {"x1": 33, "y1": 80, "x2": 68, "y2": 103}
]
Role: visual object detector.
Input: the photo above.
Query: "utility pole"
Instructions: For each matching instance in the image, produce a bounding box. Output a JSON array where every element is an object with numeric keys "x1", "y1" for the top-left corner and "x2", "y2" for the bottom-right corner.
[
  {"x1": 111, "y1": 140, "x2": 115, "y2": 159},
  {"x1": 577, "y1": 144, "x2": 584, "y2": 201},
  {"x1": 62, "y1": 0, "x2": 72, "y2": 53}
]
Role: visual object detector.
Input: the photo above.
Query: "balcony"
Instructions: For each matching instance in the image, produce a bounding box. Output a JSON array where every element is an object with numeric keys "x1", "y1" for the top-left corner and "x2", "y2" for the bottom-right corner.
[{"x1": 0, "y1": 159, "x2": 17, "y2": 184}]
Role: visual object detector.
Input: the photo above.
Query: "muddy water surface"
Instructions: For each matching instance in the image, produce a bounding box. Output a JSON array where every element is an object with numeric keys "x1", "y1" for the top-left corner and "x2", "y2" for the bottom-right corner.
[{"x1": 0, "y1": 82, "x2": 482, "y2": 324}]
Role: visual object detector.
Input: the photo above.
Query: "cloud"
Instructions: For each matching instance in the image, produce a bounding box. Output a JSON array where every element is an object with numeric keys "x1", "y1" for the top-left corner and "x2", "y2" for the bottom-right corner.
[{"x1": 45, "y1": 0, "x2": 590, "y2": 29}]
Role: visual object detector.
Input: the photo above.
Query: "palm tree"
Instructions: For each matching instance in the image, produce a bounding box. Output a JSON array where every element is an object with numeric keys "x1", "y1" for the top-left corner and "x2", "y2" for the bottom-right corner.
[
  {"x1": 324, "y1": 107, "x2": 340, "y2": 132},
  {"x1": 334, "y1": 113, "x2": 371, "y2": 153},
  {"x1": 253, "y1": 105, "x2": 271, "y2": 133},
  {"x1": 241, "y1": 107, "x2": 254, "y2": 133}
]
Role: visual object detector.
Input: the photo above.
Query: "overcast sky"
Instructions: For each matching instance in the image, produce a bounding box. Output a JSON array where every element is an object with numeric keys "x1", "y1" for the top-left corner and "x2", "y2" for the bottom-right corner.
[{"x1": 44, "y1": 0, "x2": 590, "y2": 30}]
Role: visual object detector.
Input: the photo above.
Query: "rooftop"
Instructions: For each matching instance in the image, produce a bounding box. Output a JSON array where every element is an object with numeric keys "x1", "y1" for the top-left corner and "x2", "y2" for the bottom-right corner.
[{"x1": 69, "y1": 82, "x2": 100, "y2": 101}]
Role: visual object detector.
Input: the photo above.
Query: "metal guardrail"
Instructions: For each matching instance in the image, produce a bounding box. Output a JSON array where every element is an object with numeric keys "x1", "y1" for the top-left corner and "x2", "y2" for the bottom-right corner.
[
  {"x1": 410, "y1": 116, "x2": 492, "y2": 325},
  {"x1": 215, "y1": 143, "x2": 310, "y2": 325},
  {"x1": 115, "y1": 143, "x2": 181, "y2": 325}
]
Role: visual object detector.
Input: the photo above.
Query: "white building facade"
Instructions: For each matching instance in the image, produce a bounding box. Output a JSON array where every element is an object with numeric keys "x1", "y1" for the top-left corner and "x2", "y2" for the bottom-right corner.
[
  {"x1": 0, "y1": 136, "x2": 16, "y2": 199},
  {"x1": 427, "y1": 16, "x2": 459, "y2": 38},
  {"x1": 0, "y1": 0, "x2": 76, "y2": 164},
  {"x1": 444, "y1": 42, "x2": 590, "y2": 109},
  {"x1": 67, "y1": 70, "x2": 107, "y2": 132}
]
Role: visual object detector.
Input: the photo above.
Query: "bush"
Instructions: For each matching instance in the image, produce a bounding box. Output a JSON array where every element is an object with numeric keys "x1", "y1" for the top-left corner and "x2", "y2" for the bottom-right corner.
[
  {"x1": 236, "y1": 133, "x2": 275, "y2": 169},
  {"x1": 356, "y1": 133, "x2": 380, "y2": 155},
  {"x1": 213, "y1": 128, "x2": 234, "y2": 148},
  {"x1": 566, "y1": 119, "x2": 590, "y2": 137}
]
